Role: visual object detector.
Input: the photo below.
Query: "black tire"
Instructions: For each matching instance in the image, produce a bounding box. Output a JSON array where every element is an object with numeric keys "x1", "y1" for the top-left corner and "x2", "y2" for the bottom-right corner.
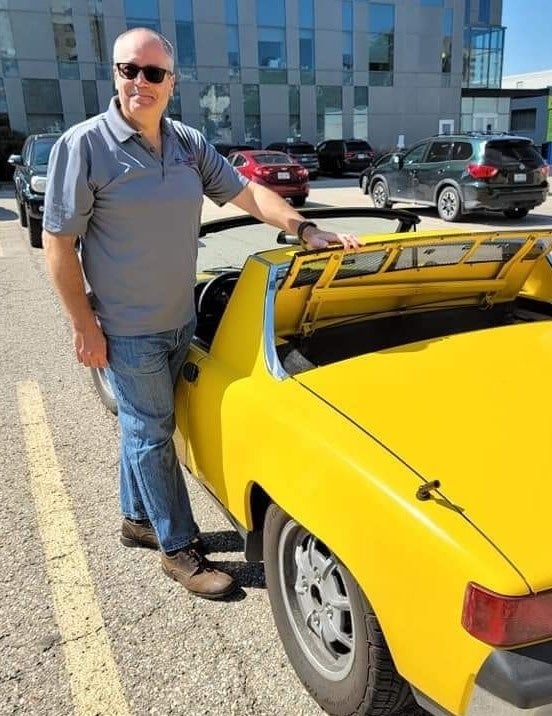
[
  {"x1": 292, "y1": 196, "x2": 306, "y2": 207},
  {"x1": 90, "y1": 367, "x2": 118, "y2": 415},
  {"x1": 436, "y1": 186, "x2": 462, "y2": 222},
  {"x1": 334, "y1": 159, "x2": 343, "y2": 177},
  {"x1": 28, "y1": 217, "x2": 43, "y2": 248},
  {"x1": 18, "y1": 201, "x2": 28, "y2": 227},
  {"x1": 360, "y1": 174, "x2": 370, "y2": 195},
  {"x1": 503, "y1": 207, "x2": 529, "y2": 219},
  {"x1": 263, "y1": 504, "x2": 414, "y2": 716},
  {"x1": 371, "y1": 180, "x2": 393, "y2": 209}
]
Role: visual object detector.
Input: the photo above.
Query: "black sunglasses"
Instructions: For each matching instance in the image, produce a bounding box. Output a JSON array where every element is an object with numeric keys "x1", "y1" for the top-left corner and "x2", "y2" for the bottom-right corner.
[{"x1": 116, "y1": 62, "x2": 172, "y2": 84}]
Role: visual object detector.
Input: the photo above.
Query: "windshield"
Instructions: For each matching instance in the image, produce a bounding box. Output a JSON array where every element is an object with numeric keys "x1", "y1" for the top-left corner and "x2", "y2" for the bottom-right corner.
[
  {"x1": 31, "y1": 139, "x2": 57, "y2": 165},
  {"x1": 289, "y1": 144, "x2": 316, "y2": 153},
  {"x1": 346, "y1": 140, "x2": 373, "y2": 152}
]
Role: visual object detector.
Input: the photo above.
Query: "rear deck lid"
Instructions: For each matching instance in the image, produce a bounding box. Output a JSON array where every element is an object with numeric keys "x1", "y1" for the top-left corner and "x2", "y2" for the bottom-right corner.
[{"x1": 274, "y1": 229, "x2": 552, "y2": 337}]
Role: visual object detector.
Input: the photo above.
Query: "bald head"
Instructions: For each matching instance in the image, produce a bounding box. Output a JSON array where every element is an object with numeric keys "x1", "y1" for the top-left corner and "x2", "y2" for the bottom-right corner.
[{"x1": 113, "y1": 28, "x2": 175, "y2": 72}]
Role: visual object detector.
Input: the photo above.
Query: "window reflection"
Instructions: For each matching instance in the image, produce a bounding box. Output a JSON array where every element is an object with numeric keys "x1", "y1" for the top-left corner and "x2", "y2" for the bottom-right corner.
[
  {"x1": 463, "y1": 26, "x2": 504, "y2": 88},
  {"x1": 257, "y1": 0, "x2": 287, "y2": 83},
  {"x1": 243, "y1": 84, "x2": 261, "y2": 146},
  {"x1": 289, "y1": 85, "x2": 300, "y2": 139},
  {"x1": 316, "y1": 86, "x2": 342, "y2": 143},
  {"x1": 200, "y1": 84, "x2": 231, "y2": 143},
  {"x1": 22, "y1": 79, "x2": 64, "y2": 133},
  {"x1": 226, "y1": 0, "x2": 240, "y2": 80},
  {"x1": 124, "y1": 0, "x2": 160, "y2": 31},
  {"x1": 353, "y1": 86, "x2": 368, "y2": 139},
  {"x1": 368, "y1": 3, "x2": 394, "y2": 86}
]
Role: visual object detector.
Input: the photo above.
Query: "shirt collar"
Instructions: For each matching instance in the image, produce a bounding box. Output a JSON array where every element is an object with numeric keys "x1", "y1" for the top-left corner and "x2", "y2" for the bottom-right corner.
[{"x1": 105, "y1": 96, "x2": 171, "y2": 142}]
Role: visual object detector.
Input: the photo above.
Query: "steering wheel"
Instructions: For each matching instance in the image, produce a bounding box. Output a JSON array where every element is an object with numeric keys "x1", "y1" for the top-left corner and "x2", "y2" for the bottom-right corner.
[{"x1": 196, "y1": 270, "x2": 241, "y2": 318}]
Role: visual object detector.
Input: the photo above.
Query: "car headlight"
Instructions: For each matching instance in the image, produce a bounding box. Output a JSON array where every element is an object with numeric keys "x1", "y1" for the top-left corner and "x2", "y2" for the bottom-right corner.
[{"x1": 30, "y1": 176, "x2": 47, "y2": 193}]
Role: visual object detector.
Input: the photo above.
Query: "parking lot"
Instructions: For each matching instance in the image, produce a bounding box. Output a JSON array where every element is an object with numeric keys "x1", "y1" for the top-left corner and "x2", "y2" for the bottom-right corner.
[{"x1": 1, "y1": 177, "x2": 552, "y2": 716}]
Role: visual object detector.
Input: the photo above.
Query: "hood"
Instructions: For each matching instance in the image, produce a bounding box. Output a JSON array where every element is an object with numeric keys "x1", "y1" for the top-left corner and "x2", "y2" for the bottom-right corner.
[
  {"x1": 295, "y1": 321, "x2": 552, "y2": 592},
  {"x1": 275, "y1": 228, "x2": 552, "y2": 337}
]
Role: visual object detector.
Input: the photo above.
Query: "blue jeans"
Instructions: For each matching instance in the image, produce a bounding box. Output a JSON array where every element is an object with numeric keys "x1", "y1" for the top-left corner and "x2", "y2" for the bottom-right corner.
[{"x1": 106, "y1": 318, "x2": 198, "y2": 553}]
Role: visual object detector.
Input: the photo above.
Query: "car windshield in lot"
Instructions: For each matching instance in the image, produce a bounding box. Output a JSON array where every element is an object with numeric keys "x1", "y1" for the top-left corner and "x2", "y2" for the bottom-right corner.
[
  {"x1": 254, "y1": 153, "x2": 294, "y2": 165},
  {"x1": 32, "y1": 138, "x2": 57, "y2": 166}
]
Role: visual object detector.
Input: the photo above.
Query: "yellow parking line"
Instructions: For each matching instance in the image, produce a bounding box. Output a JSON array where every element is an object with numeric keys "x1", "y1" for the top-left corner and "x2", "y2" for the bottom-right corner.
[{"x1": 16, "y1": 381, "x2": 130, "y2": 716}]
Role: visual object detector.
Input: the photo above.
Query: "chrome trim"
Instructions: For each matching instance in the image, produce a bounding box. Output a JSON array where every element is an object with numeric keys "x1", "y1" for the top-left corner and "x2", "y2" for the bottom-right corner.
[{"x1": 261, "y1": 260, "x2": 291, "y2": 380}]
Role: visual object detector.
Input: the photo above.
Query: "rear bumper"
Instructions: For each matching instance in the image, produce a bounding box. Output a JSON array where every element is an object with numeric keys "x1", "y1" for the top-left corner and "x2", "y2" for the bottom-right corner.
[
  {"x1": 462, "y1": 183, "x2": 548, "y2": 211},
  {"x1": 412, "y1": 641, "x2": 552, "y2": 716},
  {"x1": 256, "y1": 179, "x2": 309, "y2": 199}
]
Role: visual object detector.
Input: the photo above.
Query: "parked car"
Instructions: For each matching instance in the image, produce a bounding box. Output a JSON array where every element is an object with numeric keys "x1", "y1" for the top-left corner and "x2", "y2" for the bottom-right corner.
[
  {"x1": 265, "y1": 141, "x2": 319, "y2": 178},
  {"x1": 317, "y1": 138, "x2": 376, "y2": 175},
  {"x1": 212, "y1": 142, "x2": 257, "y2": 157},
  {"x1": 8, "y1": 132, "x2": 60, "y2": 248},
  {"x1": 228, "y1": 149, "x2": 309, "y2": 206},
  {"x1": 360, "y1": 132, "x2": 549, "y2": 221},
  {"x1": 91, "y1": 206, "x2": 552, "y2": 716}
]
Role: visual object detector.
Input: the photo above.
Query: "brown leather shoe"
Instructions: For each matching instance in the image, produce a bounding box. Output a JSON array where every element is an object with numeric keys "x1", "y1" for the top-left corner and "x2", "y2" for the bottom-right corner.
[
  {"x1": 121, "y1": 519, "x2": 205, "y2": 553},
  {"x1": 161, "y1": 547, "x2": 236, "y2": 599},
  {"x1": 121, "y1": 519, "x2": 158, "y2": 550}
]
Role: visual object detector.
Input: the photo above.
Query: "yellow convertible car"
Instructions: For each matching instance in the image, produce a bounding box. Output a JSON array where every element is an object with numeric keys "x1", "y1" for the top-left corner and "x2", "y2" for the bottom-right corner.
[{"x1": 93, "y1": 208, "x2": 552, "y2": 716}]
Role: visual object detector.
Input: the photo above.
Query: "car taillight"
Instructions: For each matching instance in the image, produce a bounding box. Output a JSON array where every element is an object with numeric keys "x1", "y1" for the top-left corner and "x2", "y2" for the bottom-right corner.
[
  {"x1": 467, "y1": 163, "x2": 499, "y2": 179},
  {"x1": 540, "y1": 164, "x2": 549, "y2": 178},
  {"x1": 297, "y1": 168, "x2": 308, "y2": 178},
  {"x1": 253, "y1": 166, "x2": 273, "y2": 178},
  {"x1": 462, "y1": 582, "x2": 552, "y2": 647},
  {"x1": 345, "y1": 151, "x2": 356, "y2": 159}
]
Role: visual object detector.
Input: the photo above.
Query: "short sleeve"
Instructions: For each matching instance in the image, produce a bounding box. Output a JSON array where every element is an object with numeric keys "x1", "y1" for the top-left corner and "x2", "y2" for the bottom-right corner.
[
  {"x1": 43, "y1": 133, "x2": 94, "y2": 235},
  {"x1": 175, "y1": 125, "x2": 249, "y2": 206}
]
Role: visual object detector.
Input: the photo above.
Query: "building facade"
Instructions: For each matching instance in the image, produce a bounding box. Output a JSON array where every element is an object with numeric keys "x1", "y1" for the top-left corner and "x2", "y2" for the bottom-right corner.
[{"x1": 0, "y1": 0, "x2": 504, "y2": 150}]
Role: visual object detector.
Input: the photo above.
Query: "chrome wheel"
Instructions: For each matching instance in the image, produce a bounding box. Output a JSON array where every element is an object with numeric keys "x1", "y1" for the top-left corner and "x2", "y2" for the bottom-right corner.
[
  {"x1": 278, "y1": 520, "x2": 355, "y2": 681},
  {"x1": 371, "y1": 181, "x2": 389, "y2": 209},
  {"x1": 437, "y1": 186, "x2": 461, "y2": 221}
]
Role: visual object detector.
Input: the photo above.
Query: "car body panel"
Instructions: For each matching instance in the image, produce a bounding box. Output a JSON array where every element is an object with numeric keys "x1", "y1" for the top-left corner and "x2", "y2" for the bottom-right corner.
[
  {"x1": 163, "y1": 216, "x2": 552, "y2": 715},
  {"x1": 10, "y1": 133, "x2": 59, "y2": 219},
  {"x1": 228, "y1": 150, "x2": 309, "y2": 202}
]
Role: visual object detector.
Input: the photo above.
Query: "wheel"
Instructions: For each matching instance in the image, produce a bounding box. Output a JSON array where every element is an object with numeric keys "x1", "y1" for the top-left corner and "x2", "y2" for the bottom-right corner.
[
  {"x1": 263, "y1": 504, "x2": 414, "y2": 716},
  {"x1": 28, "y1": 216, "x2": 43, "y2": 248},
  {"x1": 334, "y1": 159, "x2": 343, "y2": 177},
  {"x1": 18, "y1": 200, "x2": 28, "y2": 227},
  {"x1": 360, "y1": 174, "x2": 369, "y2": 195},
  {"x1": 437, "y1": 186, "x2": 462, "y2": 222},
  {"x1": 503, "y1": 207, "x2": 529, "y2": 219},
  {"x1": 292, "y1": 196, "x2": 306, "y2": 207},
  {"x1": 90, "y1": 367, "x2": 118, "y2": 414},
  {"x1": 371, "y1": 180, "x2": 393, "y2": 209}
]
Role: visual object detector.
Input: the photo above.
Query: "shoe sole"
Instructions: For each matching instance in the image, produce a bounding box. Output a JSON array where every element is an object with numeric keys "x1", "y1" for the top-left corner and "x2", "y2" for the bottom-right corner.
[
  {"x1": 161, "y1": 564, "x2": 237, "y2": 600},
  {"x1": 120, "y1": 535, "x2": 159, "y2": 550}
]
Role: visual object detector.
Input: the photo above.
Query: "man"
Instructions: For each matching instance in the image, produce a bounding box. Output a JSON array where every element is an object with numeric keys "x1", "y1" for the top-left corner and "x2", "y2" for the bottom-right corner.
[{"x1": 43, "y1": 28, "x2": 358, "y2": 600}]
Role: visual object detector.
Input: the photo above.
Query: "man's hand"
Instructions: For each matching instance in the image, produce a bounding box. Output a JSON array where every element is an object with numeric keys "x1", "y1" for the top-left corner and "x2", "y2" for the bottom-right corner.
[
  {"x1": 302, "y1": 227, "x2": 360, "y2": 250},
  {"x1": 73, "y1": 320, "x2": 108, "y2": 368}
]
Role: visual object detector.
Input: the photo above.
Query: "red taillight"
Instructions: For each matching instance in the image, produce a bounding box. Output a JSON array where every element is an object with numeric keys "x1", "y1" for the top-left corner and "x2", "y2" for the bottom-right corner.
[
  {"x1": 345, "y1": 151, "x2": 356, "y2": 159},
  {"x1": 462, "y1": 582, "x2": 552, "y2": 647},
  {"x1": 540, "y1": 164, "x2": 549, "y2": 178},
  {"x1": 253, "y1": 166, "x2": 273, "y2": 178},
  {"x1": 467, "y1": 163, "x2": 499, "y2": 179},
  {"x1": 297, "y1": 168, "x2": 308, "y2": 178}
]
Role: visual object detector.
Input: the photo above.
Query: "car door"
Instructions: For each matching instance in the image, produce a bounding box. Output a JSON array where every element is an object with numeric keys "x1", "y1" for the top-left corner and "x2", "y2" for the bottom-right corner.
[
  {"x1": 415, "y1": 139, "x2": 453, "y2": 202},
  {"x1": 392, "y1": 142, "x2": 428, "y2": 200}
]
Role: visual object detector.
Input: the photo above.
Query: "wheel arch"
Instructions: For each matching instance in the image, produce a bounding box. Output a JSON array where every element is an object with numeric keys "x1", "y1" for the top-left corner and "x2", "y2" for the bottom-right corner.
[
  {"x1": 369, "y1": 174, "x2": 390, "y2": 195},
  {"x1": 432, "y1": 178, "x2": 464, "y2": 206}
]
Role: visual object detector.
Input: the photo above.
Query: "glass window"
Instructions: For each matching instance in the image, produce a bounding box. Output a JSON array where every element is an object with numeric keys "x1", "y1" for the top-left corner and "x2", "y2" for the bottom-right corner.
[
  {"x1": 176, "y1": 20, "x2": 196, "y2": 67},
  {"x1": 421, "y1": 0, "x2": 443, "y2": 4},
  {"x1": 479, "y1": 0, "x2": 490, "y2": 24},
  {"x1": 343, "y1": 0, "x2": 353, "y2": 31},
  {"x1": 452, "y1": 142, "x2": 473, "y2": 160},
  {"x1": 353, "y1": 86, "x2": 368, "y2": 139},
  {"x1": 464, "y1": 0, "x2": 471, "y2": 24},
  {"x1": 200, "y1": 84, "x2": 231, "y2": 143},
  {"x1": 0, "y1": 10, "x2": 16, "y2": 59},
  {"x1": 442, "y1": 8, "x2": 453, "y2": 73},
  {"x1": 89, "y1": 4, "x2": 108, "y2": 64},
  {"x1": 22, "y1": 79, "x2": 64, "y2": 133},
  {"x1": 427, "y1": 141, "x2": 451, "y2": 162},
  {"x1": 369, "y1": 3, "x2": 394, "y2": 34},
  {"x1": 463, "y1": 26, "x2": 504, "y2": 88},
  {"x1": 225, "y1": 0, "x2": 238, "y2": 25},
  {"x1": 511, "y1": 109, "x2": 537, "y2": 132},
  {"x1": 343, "y1": 0, "x2": 353, "y2": 82},
  {"x1": 256, "y1": 0, "x2": 285, "y2": 27},
  {"x1": 289, "y1": 85, "x2": 300, "y2": 139},
  {"x1": 51, "y1": 0, "x2": 71, "y2": 14},
  {"x1": 299, "y1": 29, "x2": 314, "y2": 69},
  {"x1": 316, "y1": 86, "x2": 342, "y2": 142},
  {"x1": 299, "y1": 0, "x2": 314, "y2": 28},
  {"x1": 168, "y1": 85, "x2": 181, "y2": 120},
  {"x1": 404, "y1": 143, "x2": 427, "y2": 164},
  {"x1": 124, "y1": 0, "x2": 158, "y2": 20},
  {"x1": 83, "y1": 80, "x2": 99, "y2": 117},
  {"x1": 228, "y1": 25, "x2": 240, "y2": 68},
  {"x1": 243, "y1": 84, "x2": 261, "y2": 146}
]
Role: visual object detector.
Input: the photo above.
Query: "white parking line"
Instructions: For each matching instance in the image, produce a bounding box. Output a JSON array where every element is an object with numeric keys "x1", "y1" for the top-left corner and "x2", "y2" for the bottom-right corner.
[{"x1": 16, "y1": 380, "x2": 130, "y2": 716}]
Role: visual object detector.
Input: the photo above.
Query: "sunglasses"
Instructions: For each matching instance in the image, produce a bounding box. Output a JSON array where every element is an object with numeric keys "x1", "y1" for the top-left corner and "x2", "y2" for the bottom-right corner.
[{"x1": 115, "y1": 62, "x2": 172, "y2": 84}]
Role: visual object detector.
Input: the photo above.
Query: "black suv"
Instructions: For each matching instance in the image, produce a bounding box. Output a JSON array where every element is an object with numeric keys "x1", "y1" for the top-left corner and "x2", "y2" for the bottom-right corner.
[
  {"x1": 317, "y1": 139, "x2": 376, "y2": 175},
  {"x1": 265, "y1": 141, "x2": 319, "y2": 177},
  {"x1": 359, "y1": 133, "x2": 549, "y2": 221},
  {"x1": 8, "y1": 133, "x2": 60, "y2": 247}
]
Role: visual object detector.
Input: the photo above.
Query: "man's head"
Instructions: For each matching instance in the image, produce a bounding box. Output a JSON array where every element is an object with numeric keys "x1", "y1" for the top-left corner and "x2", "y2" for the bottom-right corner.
[{"x1": 113, "y1": 28, "x2": 175, "y2": 129}]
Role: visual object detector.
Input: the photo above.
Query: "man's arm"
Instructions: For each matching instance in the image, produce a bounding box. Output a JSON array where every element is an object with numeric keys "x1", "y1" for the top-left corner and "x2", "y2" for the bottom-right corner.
[
  {"x1": 229, "y1": 181, "x2": 359, "y2": 250},
  {"x1": 43, "y1": 231, "x2": 107, "y2": 369}
]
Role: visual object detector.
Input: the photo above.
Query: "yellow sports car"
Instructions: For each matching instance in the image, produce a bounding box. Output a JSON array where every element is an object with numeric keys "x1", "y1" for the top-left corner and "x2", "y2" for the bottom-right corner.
[{"x1": 93, "y1": 208, "x2": 552, "y2": 716}]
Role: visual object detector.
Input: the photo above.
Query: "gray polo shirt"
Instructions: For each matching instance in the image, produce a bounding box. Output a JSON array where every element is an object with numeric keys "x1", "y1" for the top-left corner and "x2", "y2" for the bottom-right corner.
[{"x1": 43, "y1": 97, "x2": 248, "y2": 336}]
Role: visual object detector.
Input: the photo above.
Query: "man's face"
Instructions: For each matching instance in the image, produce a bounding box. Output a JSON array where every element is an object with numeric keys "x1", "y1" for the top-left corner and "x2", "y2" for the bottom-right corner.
[{"x1": 113, "y1": 32, "x2": 175, "y2": 125}]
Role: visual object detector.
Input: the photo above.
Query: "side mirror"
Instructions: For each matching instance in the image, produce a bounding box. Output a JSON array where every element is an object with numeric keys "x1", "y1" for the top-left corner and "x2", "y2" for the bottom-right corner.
[
  {"x1": 7, "y1": 154, "x2": 23, "y2": 166},
  {"x1": 392, "y1": 153, "x2": 404, "y2": 170}
]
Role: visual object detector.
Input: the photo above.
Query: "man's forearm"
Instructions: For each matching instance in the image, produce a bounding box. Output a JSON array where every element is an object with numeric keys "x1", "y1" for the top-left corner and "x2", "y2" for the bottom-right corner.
[
  {"x1": 230, "y1": 182, "x2": 307, "y2": 235},
  {"x1": 43, "y1": 231, "x2": 97, "y2": 330}
]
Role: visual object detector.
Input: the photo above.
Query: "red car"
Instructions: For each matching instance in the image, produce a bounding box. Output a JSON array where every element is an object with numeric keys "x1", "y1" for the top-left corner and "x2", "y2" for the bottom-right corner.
[{"x1": 227, "y1": 150, "x2": 309, "y2": 206}]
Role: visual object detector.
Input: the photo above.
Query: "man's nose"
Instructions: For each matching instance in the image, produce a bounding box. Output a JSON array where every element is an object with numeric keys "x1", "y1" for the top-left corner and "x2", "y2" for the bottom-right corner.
[{"x1": 134, "y1": 70, "x2": 150, "y2": 84}]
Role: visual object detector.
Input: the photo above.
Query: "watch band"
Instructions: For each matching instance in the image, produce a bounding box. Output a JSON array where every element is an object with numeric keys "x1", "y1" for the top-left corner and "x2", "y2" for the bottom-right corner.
[{"x1": 296, "y1": 220, "x2": 318, "y2": 244}]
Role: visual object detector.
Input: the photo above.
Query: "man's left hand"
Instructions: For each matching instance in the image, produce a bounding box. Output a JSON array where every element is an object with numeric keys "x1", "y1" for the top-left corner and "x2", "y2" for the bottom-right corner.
[{"x1": 303, "y1": 228, "x2": 360, "y2": 250}]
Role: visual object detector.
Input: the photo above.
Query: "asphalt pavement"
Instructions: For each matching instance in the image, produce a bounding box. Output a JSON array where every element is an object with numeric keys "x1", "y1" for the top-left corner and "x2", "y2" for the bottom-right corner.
[{"x1": 1, "y1": 178, "x2": 551, "y2": 716}]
